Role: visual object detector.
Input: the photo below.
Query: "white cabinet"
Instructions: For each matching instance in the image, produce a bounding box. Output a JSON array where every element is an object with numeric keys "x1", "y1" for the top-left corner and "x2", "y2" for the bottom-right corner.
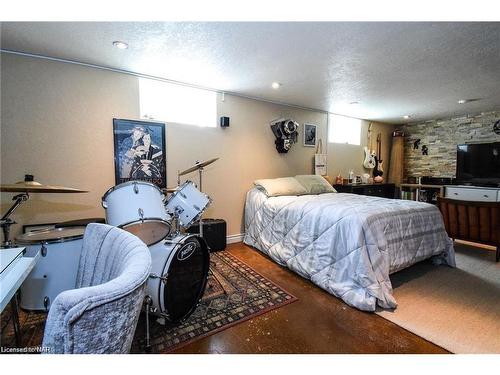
[{"x1": 444, "y1": 186, "x2": 500, "y2": 202}]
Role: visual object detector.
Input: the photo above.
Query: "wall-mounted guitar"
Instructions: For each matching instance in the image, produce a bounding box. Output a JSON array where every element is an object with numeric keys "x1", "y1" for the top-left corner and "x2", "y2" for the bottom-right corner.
[
  {"x1": 373, "y1": 133, "x2": 384, "y2": 178},
  {"x1": 363, "y1": 123, "x2": 376, "y2": 169}
]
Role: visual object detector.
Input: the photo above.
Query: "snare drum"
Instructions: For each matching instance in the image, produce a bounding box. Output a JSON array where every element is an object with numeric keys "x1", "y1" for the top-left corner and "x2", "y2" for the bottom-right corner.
[
  {"x1": 147, "y1": 234, "x2": 210, "y2": 322},
  {"x1": 165, "y1": 181, "x2": 211, "y2": 229},
  {"x1": 102, "y1": 181, "x2": 172, "y2": 245},
  {"x1": 17, "y1": 227, "x2": 85, "y2": 310}
]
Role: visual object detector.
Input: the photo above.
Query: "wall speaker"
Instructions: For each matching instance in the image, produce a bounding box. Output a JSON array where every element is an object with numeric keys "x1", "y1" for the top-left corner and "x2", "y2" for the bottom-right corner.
[{"x1": 220, "y1": 116, "x2": 230, "y2": 127}]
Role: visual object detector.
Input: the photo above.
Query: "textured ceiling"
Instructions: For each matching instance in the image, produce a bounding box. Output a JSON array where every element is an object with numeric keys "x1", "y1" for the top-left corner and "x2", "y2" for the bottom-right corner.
[{"x1": 1, "y1": 22, "x2": 500, "y2": 124}]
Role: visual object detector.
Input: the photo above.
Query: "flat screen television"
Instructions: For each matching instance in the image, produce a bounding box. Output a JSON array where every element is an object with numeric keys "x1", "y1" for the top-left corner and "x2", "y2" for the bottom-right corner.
[{"x1": 456, "y1": 142, "x2": 500, "y2": 187}]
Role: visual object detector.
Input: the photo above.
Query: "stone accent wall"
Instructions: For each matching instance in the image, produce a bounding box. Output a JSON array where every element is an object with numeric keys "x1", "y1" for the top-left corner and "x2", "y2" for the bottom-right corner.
[{"x1": 402, "y1": 110, "x2": 500, "y2": 178}]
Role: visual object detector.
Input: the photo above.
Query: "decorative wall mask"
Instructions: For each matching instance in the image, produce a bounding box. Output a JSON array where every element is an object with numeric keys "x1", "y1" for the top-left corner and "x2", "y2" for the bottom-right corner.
[
  {"x1": 413, "y1": 139, "x2": 421, "y2": 150},
  {"x1": 421, "y1": 145, "x2": 429, "y2": 155},
  {"x1": 270, "y1": 119, "x2": 299, "y2": 153}
]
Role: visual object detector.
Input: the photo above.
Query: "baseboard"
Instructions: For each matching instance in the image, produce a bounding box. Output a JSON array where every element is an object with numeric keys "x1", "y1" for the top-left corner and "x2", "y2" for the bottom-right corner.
[{"x1": 227, "y1": 233, "x2": 245, "y2": 244}]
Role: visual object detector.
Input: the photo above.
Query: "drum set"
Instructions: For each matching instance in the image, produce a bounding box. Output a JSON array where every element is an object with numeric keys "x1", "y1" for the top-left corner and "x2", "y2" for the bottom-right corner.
[
  {"x1": 1, "y1": 158, "x2": 219, "y2": 349},
  {"x1": 101, "y1": 179, "x2": 212, "y2": 324}
]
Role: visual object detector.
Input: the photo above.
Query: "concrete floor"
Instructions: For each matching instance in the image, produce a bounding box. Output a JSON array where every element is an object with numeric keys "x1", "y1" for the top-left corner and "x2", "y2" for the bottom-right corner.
[{"x1": 172, "y1": 242, "x2": 448, "y2": 354}]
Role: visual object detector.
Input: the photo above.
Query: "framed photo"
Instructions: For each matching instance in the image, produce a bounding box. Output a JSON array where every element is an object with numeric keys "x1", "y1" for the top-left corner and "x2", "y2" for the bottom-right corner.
[
  {"x1": 113, "y1": 118, "x2": 167, "y2": 188},
  {"x1": 303, "y1": 123, "x2": 317, "y2": 147}
]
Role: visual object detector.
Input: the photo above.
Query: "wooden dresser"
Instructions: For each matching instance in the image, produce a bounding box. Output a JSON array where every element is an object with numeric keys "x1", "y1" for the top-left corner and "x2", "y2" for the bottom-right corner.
[{"x1": 333, "y1": 183, "x2": 396, "y2": 199}]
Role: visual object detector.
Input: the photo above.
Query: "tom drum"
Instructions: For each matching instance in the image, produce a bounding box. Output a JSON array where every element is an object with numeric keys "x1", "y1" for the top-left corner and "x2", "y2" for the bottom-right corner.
[
  {"x1": 164, "y1": 181, "x2": 211, "y2": 229},
  {"x1": 102, "y1": 180, "x2": 171, "y2": 245}
]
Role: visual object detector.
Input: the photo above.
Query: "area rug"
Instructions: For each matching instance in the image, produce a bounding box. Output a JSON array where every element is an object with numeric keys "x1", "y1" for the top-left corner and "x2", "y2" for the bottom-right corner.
[
  {"x1": 1, "y1": 251, "x2": 297, "y2": 353},
  {"x1": 131, "y1": 251, "x2": 297, "y2": 353},
  {"x1": 376, "y1": 242, "x2": 500, "y2": 354}
]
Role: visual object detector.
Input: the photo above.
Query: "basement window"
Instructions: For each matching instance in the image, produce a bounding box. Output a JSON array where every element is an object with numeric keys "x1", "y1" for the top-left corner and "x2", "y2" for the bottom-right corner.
[
  {"x1": 328, "y1": 114, "x2": 361, "y2": 145},
  {"x1": 139, "y1": 78, "x2": 217, "y2": 127}
]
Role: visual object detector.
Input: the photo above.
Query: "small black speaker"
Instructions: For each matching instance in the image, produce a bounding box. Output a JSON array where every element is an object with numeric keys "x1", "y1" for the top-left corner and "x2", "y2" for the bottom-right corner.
[
  {"x1": 187, "y1": 218, "x2": 227, "y2": 252},
  {"x1": 220, "y1": 116, "x2": 230, "y2": 127}
]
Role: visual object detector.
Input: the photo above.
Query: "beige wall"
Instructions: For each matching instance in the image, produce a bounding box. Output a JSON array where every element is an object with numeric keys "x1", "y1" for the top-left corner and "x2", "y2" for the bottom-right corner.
[
  {"x1": 1, "y1": 53, "x2": 394, "y2": 240},
  {"x1": 327, "y1": 120, "x2": 395, "y2": 181}
]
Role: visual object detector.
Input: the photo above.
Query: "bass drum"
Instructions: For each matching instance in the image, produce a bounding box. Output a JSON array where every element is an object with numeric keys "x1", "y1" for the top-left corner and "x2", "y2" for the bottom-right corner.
[{"x1": 147, "y1": 234, "x2": 210, "y2": 323}]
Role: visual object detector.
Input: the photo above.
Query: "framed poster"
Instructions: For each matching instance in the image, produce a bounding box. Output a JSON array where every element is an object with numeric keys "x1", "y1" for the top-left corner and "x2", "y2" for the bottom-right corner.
[
  {"x1": 303, "y1": 123, "x2": 317, "y2": 147},
  {"x1": 113, "y1": 118, "x2": 167, "y2": 188}
]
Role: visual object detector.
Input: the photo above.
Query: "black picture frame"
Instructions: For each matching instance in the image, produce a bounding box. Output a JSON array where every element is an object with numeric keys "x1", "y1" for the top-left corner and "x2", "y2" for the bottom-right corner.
[
  {"x1": 303, "y1": 123, "x2": 317, "y2": 147},
  {"x1": 113, "y1": 118, "x2": 167, "y2": 188}
]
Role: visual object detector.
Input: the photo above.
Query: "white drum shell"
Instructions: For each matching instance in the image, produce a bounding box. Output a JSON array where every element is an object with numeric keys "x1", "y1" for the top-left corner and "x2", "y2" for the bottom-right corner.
[
  {"x1": 102, "y1": 181, "x2": 171, "y2": 245},
  {"x1": 165, "y1": 181, "x2": 211, "y2": 228},
  {"x1": 19, "y1": 237, "x2": 83, "y2": 310}
]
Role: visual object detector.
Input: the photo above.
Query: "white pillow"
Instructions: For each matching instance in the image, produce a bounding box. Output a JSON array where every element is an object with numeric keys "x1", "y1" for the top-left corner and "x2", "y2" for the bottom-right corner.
[
  {"x1": 295, "y1": 175, "x2": 337, "y2": 194},
  {"x1": 254, "y1": 177, "x2": 308, "y2": 197}
]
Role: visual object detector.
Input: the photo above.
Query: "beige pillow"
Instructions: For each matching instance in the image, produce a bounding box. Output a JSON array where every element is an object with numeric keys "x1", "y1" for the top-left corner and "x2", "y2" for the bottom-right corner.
[
  {"x1": 254, "y1": 177, "x2": 308, "y2": 197},
  {"x1": 295, "y1": 175, "x2": 337, "y2": 194}
]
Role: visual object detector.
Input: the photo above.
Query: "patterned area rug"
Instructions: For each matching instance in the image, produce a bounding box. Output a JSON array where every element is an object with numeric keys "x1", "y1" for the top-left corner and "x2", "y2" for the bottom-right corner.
[{"x1": 1, "y1": 251, "x2": 297, "y2": 353}]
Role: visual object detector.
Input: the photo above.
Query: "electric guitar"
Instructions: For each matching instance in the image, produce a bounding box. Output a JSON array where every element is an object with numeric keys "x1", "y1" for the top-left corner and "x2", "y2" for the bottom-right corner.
[
  {"x1": 363, "y1": 123, "x2": 376, "y2": 169},
  {"x1": 373, "y1": 133, "x2": 384, "y2": 177}
]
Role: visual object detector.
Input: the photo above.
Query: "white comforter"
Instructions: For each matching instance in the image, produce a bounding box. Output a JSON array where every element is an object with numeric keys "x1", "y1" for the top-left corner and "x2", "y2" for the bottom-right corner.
[{"x1": 244, "y1": 188, "x2": 455, "y2": 311}]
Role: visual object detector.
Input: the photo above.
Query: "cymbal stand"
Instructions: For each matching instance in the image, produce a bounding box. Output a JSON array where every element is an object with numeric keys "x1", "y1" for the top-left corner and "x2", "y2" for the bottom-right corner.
[
  {"x1": 198, "y1": 165, "x2": 204, "y2": 238},
  {"x1": 195, "y1": 162, "x2": 228, "y2": 295},
  {"x1": 1, "y1": 193, "x2": 29, "y2": 248}
]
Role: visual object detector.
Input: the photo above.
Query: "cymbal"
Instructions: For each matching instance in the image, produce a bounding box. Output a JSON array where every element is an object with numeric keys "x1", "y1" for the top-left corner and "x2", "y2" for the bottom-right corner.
[
  {"x1": 178, "y1": 158, "x2": 219, "y2": 176},
  {"x1": 0, "y1": 180, "x2": 88, "y2": 193}
]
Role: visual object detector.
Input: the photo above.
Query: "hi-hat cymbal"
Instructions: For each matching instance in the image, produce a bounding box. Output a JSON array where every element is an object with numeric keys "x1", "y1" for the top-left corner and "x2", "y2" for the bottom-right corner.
[
  {"x1": 0, "y1": 180, "x2": 88, "y2": 193},
  {"x1": 178, "y1": 158, "x2": 219, "y2": 176}
]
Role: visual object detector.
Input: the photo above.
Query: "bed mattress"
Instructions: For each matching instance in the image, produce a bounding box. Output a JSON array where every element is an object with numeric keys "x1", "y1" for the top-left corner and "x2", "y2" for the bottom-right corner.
[{"x1": 244, "y1": 188, "x2": 455, "y2": 311}]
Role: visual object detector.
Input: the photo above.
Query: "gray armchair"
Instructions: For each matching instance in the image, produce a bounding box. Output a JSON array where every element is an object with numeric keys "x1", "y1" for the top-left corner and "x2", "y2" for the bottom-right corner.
[{"x1": 42, "y1": 223, "x2": 152, "y2": 354}]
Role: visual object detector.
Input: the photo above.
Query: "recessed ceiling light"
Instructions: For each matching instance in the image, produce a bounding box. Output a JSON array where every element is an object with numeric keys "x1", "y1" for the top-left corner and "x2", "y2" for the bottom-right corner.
[
  {"x1": 271, "y1": 82, "x2": 281, "y2": 89},
  {"x1": 403, "y1": 115, "x2": 411, "y2": 119},
  {"x1": 112, "y1": 41, "x2": 128, "y2": 49},
  {"x1": 458, "y1": 98, "x2": 481, "y2": 104}
]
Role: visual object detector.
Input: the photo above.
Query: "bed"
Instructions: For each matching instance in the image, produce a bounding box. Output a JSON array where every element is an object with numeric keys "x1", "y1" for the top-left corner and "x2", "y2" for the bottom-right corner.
[{"x1": 243, "y1": 181, "x2": 455, "y2": 311}]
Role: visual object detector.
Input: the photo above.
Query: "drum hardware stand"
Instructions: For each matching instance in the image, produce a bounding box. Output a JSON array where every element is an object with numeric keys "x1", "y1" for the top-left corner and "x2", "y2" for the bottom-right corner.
[
  {"x1": 1, "y1": 192, "x2": 29, "y2": 248},
  {"x1": 197, "y1": 163, "x2": 204, "y2": 237},
  {"x1": 193, "y1": 161, "x2": 227, "y2": 294},
  {"x1": 143, "y1": 296, "x2": 153, "y2": 353}
]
